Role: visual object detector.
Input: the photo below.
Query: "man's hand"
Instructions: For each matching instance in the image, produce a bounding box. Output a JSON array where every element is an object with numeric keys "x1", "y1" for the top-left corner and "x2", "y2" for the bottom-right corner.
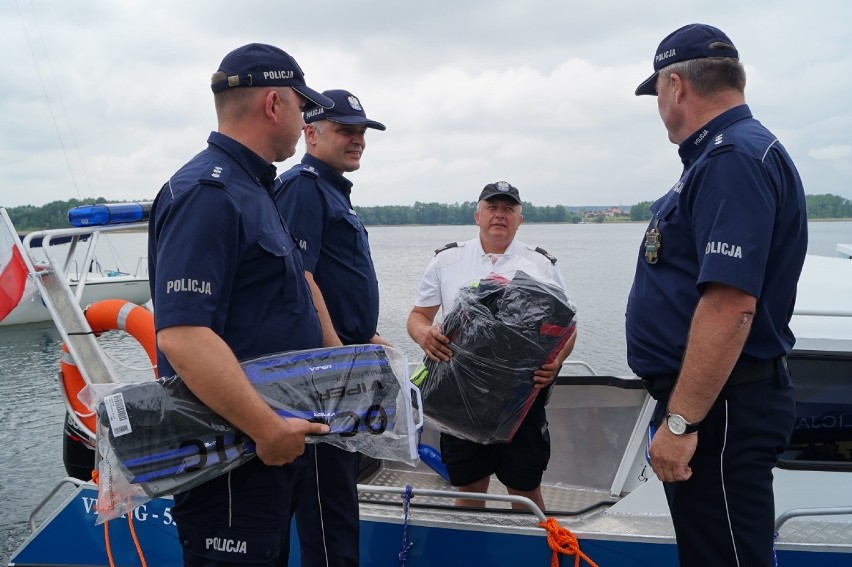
[
  {"x1": 532, "y1": 361, "x2": 560, "y2": 389},
  {"x1": 417, "y1": 324, "x2": 453, "y2": 362},
  {"x1": 649, "y1": 426, "x2": 697, "y2": 482},
  {"x1": 370, "y1": 333, "x2": 392, "y2": 347},
  {"x1": 253, "y1": 417, "x2": 329, "y2": 466},
  {"x1": 532, "y1": 330, "x2": 576, "y2": 388},
  {"x1": 408, "y1": 305, "x2": 453, "y2": 362}
]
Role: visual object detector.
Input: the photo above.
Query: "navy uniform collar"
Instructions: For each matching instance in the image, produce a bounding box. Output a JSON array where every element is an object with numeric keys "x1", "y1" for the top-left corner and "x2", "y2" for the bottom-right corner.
[
  {"x1": 301, "y1": 153, "x2": 354, "y2": 197},
  {"x1": 207, "y1": 131, "x2": 278, "y2": 190},
  {"x1": 678, "y1": 104, "x2": 752, "y2": 166}
]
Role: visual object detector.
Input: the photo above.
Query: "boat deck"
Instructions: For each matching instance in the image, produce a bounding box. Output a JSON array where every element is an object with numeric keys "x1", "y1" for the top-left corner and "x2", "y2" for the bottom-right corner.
[
  {"x1": 361, "y1": 467, "x2": 617, "y2": 514},
  {"x1": 358, "y1": 462, "x2": 852, "y2": 552}
]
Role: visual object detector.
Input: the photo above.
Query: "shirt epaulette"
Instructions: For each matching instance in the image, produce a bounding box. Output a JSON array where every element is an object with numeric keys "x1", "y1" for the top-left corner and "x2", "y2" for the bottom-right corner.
[
  {"x1": 299, "y1": 165, "x2": 320, "y2": 178},
  {"x1": 708, "y1": 143, "x2": 736, "y2": 157},
  {"x1": 707, "y1": 131, "x2": 738, "y2": 158},
  {"x1": 435, "y1": 241, "x2": 462, "y2": 255},
  {"x1": 197, "y1": 162, "x2": 229, "y2": 188},
  {"x1": 533, "y1": 246, "x2": 557, "y2": 264}
]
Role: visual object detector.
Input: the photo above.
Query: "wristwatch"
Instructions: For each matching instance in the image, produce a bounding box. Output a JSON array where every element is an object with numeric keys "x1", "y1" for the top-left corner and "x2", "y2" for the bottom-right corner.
[{"x1": 665, "y1": 412, "x2": 700, "y2": 435}]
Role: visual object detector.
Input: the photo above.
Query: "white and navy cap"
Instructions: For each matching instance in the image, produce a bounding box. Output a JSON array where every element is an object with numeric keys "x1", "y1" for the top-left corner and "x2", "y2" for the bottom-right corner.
[
  {"x1": 303, "y1": 89, "x2": 386, "y2": 131},
  {"x1": 635, "y1": 24, "x2": 739, "y2": 96}
]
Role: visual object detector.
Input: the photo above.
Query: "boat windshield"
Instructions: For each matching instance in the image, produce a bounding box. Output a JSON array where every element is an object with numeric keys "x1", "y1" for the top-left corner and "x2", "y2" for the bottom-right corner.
[{"x1": 779, "y1": 351, "x2": 852, "y2": 471}]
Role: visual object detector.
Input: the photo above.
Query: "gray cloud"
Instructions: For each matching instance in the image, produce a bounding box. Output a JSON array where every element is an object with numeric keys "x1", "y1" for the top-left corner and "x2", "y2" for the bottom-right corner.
[{"x1": 2, "y1": 0, "x2": 850, "y2": 208}]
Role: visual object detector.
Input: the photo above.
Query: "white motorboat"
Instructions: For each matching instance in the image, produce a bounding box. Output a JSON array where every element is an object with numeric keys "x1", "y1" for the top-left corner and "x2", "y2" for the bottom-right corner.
[
  {"x1": 0, "y1": 213, "x2": 149, "y2": 327},
  {"x1": 5, "y1": 205, "x2": 851, "y2": 566}
]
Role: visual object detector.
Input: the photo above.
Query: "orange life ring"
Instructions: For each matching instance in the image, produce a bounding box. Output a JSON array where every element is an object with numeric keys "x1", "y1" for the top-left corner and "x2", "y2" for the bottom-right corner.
[{"x1": 59, "y1": 299, "x2": 157, "y2": 436}]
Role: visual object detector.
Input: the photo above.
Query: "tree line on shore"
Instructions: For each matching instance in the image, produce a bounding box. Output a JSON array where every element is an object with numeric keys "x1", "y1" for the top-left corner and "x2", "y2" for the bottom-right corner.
[{"x1": 5, "y1": 193, "x2": 852, "y2": 231}]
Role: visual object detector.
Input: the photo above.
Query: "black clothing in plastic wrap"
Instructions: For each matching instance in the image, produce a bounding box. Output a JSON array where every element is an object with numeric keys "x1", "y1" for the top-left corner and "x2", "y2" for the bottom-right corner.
[{"x1": 416, "y1": 270, "x2": 576, "y2": 444}]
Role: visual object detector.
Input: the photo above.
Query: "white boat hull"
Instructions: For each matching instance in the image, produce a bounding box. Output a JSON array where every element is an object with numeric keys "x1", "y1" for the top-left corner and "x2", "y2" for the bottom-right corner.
[{"x1": 0, "y1": 275, "x2": 150, "y2": 326}]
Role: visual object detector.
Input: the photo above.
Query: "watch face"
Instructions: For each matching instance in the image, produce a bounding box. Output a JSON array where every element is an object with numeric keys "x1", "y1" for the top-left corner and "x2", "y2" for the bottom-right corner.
[{"x1": 667, "y1": 413, "x2": 687, "y2": 435}]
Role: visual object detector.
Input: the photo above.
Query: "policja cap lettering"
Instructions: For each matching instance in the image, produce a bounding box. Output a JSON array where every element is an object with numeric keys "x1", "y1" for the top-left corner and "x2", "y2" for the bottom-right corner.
[
  {"x1": 211, "y1": 43, "x2": 334, "y2": 111},
  {"x1": 304, "y1": 89, "x2": 386, "y2": 131},
  {"x1": 635, "y1": 23, "x2": 739, "y2": 96}
]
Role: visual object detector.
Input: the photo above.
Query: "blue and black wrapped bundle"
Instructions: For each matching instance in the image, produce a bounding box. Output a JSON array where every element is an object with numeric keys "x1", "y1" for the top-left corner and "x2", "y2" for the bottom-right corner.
[{"x1": 84, "y1": 344, "x2": 419, "y2": 520}]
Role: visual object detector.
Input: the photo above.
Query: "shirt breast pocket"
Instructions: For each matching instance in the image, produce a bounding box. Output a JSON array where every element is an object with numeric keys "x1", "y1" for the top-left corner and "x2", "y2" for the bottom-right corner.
[
  {"x1": 256, "y1": 230, "x2": 297, "y2": 265},
  {"x1": 253, "y1": 230, "x2": 306, "y2": 296},
  {"x1": 342, "y1": 214, "x2": 371, "y2": 263},
  {"x1": 650, "y1": 192, "x2": 679, "y2": 223}
]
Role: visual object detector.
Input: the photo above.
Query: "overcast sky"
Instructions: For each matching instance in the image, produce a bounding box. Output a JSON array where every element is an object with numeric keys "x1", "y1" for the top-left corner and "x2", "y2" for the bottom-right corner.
[{"x1": 3, "y1": 0, "x2": 851, "y2": 209}]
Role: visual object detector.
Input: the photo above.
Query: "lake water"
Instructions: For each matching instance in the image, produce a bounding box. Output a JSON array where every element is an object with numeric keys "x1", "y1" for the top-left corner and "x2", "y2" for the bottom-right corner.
[{"x1": 1, "y1": 220, "x2": 849, "y2": 561}]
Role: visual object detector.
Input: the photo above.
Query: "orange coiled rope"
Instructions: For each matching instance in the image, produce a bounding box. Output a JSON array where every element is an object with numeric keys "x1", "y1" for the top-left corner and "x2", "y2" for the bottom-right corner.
[
  {"x1": 92, "y1": 468, "x2": 148, "y2": 567},
  {"x1": 539, "y1": 517, "x2": 599, "y2": 567}
]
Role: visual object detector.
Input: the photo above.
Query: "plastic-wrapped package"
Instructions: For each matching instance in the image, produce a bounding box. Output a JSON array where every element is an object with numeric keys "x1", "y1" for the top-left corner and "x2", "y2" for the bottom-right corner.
[
  {"x1": 413, "y1": 269, "x2": 576, "y2": 444},
  {"x1": 81, "y1": 344, "x2": 421, "y2": 523}
]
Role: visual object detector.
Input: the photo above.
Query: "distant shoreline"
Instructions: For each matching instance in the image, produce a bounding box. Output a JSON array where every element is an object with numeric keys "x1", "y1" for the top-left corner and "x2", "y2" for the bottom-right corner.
[{"x1": 363, "y1": 217, "x2": 852, "y2": 227}]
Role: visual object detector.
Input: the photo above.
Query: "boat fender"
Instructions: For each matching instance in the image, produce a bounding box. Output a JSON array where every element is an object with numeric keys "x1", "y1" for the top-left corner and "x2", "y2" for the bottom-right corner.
[
  {"x1": 532, "y1": 246, "x2": 558, "y2": 265},
  {"x1": 59, "y1": 300, "x2": 157, "y2": 437},
  {"x1": 434, "y1": 241, "x2": 462, "y2": 255},
  {"x1": 417, "y1": 443, "x2": 450, "y2": 482}
]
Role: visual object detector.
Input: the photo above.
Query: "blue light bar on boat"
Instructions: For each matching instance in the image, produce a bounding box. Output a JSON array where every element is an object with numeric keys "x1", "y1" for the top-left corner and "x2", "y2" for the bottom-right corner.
[{"x1": 67, "y1": 202, "x2": 152, "y2": 227}]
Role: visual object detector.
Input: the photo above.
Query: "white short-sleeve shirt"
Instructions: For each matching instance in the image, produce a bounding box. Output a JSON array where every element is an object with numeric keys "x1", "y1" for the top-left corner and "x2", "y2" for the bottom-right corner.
[{"x1": 414, "y1": 236, "x2": 567, "y2": 316}]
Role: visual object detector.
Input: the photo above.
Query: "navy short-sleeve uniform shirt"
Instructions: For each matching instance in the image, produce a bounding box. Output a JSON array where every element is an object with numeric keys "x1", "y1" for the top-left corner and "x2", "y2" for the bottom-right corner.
[
  {"x1": 274, "y1": 154, "x2": 380, "y2": 344},
  {"x1": 149, "y1": 132, "x2": 322, "y2": 377},
  {"x1": 626, "y1": 105, "x2": 807, "y2": 378}
]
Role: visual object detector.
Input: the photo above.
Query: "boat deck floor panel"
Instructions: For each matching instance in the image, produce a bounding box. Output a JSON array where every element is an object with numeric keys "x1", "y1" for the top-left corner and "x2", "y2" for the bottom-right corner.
[{"x1": 776, "y1": 518, "x2": 852, "y2": 549}]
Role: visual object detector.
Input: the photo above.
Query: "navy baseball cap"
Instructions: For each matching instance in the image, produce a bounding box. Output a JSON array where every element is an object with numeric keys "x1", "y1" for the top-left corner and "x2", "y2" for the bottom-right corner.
[
  {"x1": 635, "y1": 24, "x2": 739, "y2": 96},
  {"x1": 211, "y1": 43, "x2": 334, "y2": 111},
  {"x1": 303, "y1": 89, "x2": 386, "y2": 131},
  {"x1": 478, "y1": 181, "x2": 521, "y2": 204}
]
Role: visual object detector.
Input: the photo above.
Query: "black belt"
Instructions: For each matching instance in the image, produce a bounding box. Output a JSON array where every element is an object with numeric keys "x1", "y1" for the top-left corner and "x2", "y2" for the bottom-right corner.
[{"x1": 641, "y1": 356, "x2": 787, "y2": 400}]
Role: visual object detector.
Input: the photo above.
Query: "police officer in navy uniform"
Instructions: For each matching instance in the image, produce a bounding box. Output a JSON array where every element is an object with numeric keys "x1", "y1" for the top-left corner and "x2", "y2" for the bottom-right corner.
[
  {"x1": 148, "y1": 43, "x2": 333, "y2": 566},
  {"x1": 626, "y1": 24, "x2": 807, "y2": 566},
  {"x1": 407, "y1": 182, "x2": 577, "y2": 511},
  {"x1": 274, "y1": 88, "x2": 386, "y2": 567}
]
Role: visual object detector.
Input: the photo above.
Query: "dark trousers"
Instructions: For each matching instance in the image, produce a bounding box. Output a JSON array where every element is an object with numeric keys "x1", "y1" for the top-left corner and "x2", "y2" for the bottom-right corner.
[
  {"x1": 293, "y1": 443, "x2": 360, "y2": 567},
  {"x1": 658, "y1": 370, "x2": 795, "y2": 566},
  {"x1": 174, "y1": 458, "x2": 305, "y2": 566}
]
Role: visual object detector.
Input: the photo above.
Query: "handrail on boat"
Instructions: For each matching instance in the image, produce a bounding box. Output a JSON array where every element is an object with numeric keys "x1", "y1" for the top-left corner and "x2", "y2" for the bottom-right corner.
[
  {"x1": 774, "y1": 506, "x2": 852, "y2": 533},
  {"x1": 560, "y1": 360, "x2": 598, "y2": 375},
  {"x1": 28, "y1": 477, "x2": 85, "y2": 532},
  {"x1": 356, "y1": 484, "x2": 548, "y2": 522},
  {"x1": 793, "y1": 308, "x2": 852, "y2": 318}
]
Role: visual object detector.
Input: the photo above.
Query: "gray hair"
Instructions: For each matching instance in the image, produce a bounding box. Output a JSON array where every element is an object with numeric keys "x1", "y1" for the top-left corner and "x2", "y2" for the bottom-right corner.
[
  {"x1": 661, "y1": 42, "x2": 746, "y2": 96},
  {"x1": 306, "y1": 120, "x2": 326, "y2": 134}
]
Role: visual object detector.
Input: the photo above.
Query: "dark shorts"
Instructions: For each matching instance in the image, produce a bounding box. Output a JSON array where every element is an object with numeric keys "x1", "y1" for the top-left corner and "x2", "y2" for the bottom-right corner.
[
  {"x1": 173, "y1": 457, "x2": 305, "y2": 566},
  {"x1": 439, "y1": 399, "x2": 550, "y2": 492}
]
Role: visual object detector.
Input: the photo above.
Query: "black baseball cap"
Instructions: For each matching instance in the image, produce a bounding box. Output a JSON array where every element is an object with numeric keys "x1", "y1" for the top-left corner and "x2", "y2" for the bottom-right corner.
[
  {"x1": 211, "y1": 43, "x2": 334, "y2": 111},
  {"x1": 478, "y1": 181, "x2": 521, "y2": 204}
]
